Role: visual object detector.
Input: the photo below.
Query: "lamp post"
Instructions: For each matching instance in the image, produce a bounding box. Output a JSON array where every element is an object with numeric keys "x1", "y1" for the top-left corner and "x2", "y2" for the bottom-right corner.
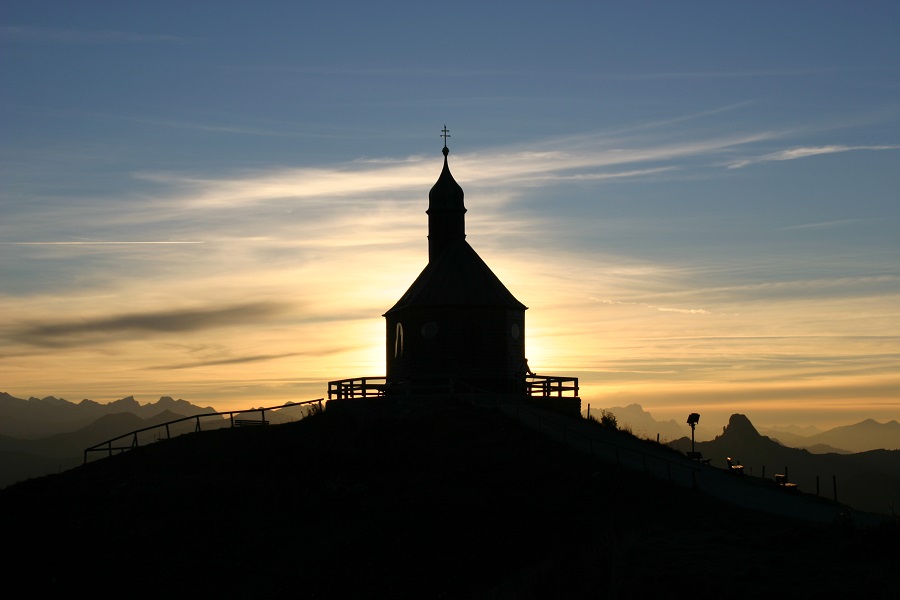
[{"x1": 687, "y1": 413, "x2": 700, "y2": 454}]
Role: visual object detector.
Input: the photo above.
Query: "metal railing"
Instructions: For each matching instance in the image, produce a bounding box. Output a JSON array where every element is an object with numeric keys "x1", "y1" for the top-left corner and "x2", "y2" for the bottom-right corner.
[
  {"x1": 525, "y1": 374, "x2": 579, "y2": 398},
  {"x1": 83, "y1": 399, "x2": 323, "y2": 464},
  {"x1": 328, "y1": 374, "x2": 579, "y2": 400},
  {"x1": 327, "y1": 377, "x2": 387, "y2": 400}
]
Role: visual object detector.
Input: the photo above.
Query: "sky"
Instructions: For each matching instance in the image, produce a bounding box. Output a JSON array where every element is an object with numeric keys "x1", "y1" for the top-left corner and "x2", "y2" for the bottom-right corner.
[{"x1": 1, "y1": 2, "x2": 899, "y2": 431}]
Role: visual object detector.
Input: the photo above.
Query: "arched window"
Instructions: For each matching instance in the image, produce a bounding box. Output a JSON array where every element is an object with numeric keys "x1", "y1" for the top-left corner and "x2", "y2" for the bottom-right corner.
[{"x1": 394, "y1": 322, "x2": 405, "y2": 358}]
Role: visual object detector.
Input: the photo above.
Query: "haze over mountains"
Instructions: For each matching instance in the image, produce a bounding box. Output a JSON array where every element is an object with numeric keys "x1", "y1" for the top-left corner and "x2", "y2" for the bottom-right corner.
[
  {"x1": 589, "y1": 404, "x2": 900, "y2": 516},
  {"x1": 0, "y1": 392, "x2": 312, "y2": 488},
  {"x1": 0, "y1": 392, "x2": 220, "y2": 438},
  {"x1": 585, "y1": 403, "x2": 900, "y2": 453},
  {"x1": 667, "y1": 414, "x2": 900, "y2": 517}
]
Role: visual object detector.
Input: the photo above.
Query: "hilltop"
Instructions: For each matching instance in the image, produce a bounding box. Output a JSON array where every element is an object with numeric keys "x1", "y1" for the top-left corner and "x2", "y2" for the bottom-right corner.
[{"x1": 1, "y1": 400, "x2": 896, "y2": 597}]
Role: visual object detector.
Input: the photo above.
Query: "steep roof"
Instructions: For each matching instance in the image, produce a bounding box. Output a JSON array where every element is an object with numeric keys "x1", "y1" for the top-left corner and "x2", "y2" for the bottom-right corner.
[
  {"x1": 385, "y1": 138, "x2": 527, "y2": 316},
  {"x1": 428, "y1": 146, "x2": 465, "y2": 212},
  {"x1": 384, "y1": 239, "x2": 527, "y2": 315}
]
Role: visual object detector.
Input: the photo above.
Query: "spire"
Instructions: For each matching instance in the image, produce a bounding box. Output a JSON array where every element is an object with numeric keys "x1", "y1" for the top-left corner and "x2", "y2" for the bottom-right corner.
[{"x1": 427, "y1": 126, "x2": 466, "y2": 261}]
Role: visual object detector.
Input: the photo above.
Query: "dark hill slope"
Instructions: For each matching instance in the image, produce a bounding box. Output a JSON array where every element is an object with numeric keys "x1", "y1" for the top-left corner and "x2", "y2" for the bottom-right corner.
[
  {"x1": 669, "y1": 414, "x2": 900, "y2": 516},
  {"x1": 1, "y1": 403, "x2": 897, "y2": 598}
]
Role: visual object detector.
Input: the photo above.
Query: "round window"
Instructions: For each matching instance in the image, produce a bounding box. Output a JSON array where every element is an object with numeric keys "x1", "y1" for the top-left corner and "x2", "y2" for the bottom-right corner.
[{"x1": 421, "y1": 321, "x2": 438, "y2": 339}]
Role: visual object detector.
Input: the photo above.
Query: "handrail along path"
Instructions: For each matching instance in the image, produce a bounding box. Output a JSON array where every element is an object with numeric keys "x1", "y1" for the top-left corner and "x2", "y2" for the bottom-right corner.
[{"x1": 83, "y1": 399, "x2": 323, "y2": 464}]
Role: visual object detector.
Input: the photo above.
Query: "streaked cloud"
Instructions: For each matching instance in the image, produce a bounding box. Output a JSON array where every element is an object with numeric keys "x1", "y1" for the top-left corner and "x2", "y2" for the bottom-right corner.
[
  {"x1": 781, "y1": 219, "x2": 870, "y2": 231},
  {"x1": 9, "y1": 302, "x2": 291, "y2": 348},
  {"x1": 147, "y1": 351, "x2": 337, "y2": 370},
  {"x1": 590, "y1": 297, "x2": 711, "y2": 315},
  {"x1": 1, "y1": 241, "x2": 204, "y2": 246},
  {"x1": 726, "y1": 145, "x2": 900, "y2": 169},
  {"x1": 133, "y1": 130, "x2": 775, "y2": 211},
  {"x1": 606, "y1": 68, "x2": 839, "y2": 81},
  {"x1": 0, "y1": 26, "x2": 190, "y2": 45}
]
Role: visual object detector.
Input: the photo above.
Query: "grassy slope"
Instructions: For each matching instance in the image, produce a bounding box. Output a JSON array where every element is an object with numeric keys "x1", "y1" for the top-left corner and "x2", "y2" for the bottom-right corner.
[{"x1": 2, "y1": 402, "x2": 897, "y2": 598}]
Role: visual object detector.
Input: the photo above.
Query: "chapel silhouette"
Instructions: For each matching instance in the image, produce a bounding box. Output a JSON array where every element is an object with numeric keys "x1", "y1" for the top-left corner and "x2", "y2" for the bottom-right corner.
[{"x1": 329, "y1": 128, "x2": 579, "y2": 415}]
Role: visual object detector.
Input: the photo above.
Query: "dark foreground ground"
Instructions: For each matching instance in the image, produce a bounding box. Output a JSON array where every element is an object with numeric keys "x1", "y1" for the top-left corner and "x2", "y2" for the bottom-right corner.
[{"x1": 2, "y1": 401, "x2": 897, "y2": 598}]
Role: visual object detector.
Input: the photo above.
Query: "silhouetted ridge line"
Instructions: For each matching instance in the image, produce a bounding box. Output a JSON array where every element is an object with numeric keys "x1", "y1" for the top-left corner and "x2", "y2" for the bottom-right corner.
[
  {"x1": 2, "y1": 401, "x2": 897, "y2": 596},
  {"x1": 82, "y1": 399, "x2": 323, "y2": 464}
]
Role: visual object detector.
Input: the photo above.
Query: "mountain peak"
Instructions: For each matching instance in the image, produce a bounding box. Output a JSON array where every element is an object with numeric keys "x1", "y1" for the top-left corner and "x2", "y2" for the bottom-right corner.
[
  {"x1": 156, "y1": 396, "x2": 184, "y2": 406},
  {"x1": 107, "y1": 396, "x2": 140, "y2": 410},
  {"x1": 38, "y1": 396, "x2": 67, "y2": 405},
  {"x1": 722, "y1": 413, "x2": 761, "y2": 439}
]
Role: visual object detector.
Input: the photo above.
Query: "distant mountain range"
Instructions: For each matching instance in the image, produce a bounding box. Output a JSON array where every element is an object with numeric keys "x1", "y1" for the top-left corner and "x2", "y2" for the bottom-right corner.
[
  {"x1": 0, "y1": 392, "x2": 222, "y2": 439},
  {"x1": 667, "y1": 414, "x2": 900, "y2": 516},
  {"x1": 584, "y1": 404, "x2": 689, "y2": 443},
  {"x1": 758, "y1": 419, "x2": 900, "y2": 454},
  {"x1": 585, "y1": 403, "x2": 900, "y2": 453},
  {"x1": 0, "y1": 392, "x2": 313, "y2": 488}
]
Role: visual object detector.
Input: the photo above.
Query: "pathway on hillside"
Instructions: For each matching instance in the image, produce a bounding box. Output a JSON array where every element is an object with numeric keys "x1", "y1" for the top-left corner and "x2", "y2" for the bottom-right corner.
[{"x1": 490, "y1": 401, "x2": 888, "y2": 528}]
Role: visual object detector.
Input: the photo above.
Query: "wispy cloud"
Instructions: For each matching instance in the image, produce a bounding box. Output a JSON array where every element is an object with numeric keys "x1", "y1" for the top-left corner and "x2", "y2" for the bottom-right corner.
[
  {"x1": 9, "y1": 302, "x2": 290, "y2": 348},
  {"x1": 136, "y1": 131, "x2": 775, "y2": 209},
  {"x1": 0, "y1": 26, "x2": 191, "y2": 45},
  {"x1": 781, "y1": 219, "x2": 870, "y2": 231},
  {"x1": 522, "y1": 166, "x2": 679, "y2": 183},
  {"x1": 726, "y1": 145, "x2": 900, "y2": 169},
  {"x1": 99, "y1": 112, "x2": 295, "y2": 137},
  {"x1": 589, "y1": 297, "x2": 711, "y2": 315},
  {"x1": 1, "y1": 241, "x2": 204, "y2": 246},
  {"x1": 607, "y1": 67, "x2": 838, "y2": 80},
  {"x1": 147, "y1": 351, "x2": 315, "y2": 370}
]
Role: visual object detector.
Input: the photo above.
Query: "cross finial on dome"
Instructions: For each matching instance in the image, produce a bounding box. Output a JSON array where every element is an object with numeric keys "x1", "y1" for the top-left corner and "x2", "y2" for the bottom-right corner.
[{"x1": 440, "y1": 125, "x2": 450, "y2": 155}]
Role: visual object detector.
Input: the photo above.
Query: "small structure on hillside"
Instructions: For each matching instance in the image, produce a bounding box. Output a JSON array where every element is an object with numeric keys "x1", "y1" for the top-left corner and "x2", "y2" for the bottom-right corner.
[{"x1": 329, "y1": 128, "x2": 579, "y2": 415}]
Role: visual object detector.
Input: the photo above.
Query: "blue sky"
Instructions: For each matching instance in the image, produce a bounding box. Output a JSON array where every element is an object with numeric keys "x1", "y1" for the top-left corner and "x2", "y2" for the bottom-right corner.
[{"x1": 2, "y1": 2, "x2": 898, "y2": 429}]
